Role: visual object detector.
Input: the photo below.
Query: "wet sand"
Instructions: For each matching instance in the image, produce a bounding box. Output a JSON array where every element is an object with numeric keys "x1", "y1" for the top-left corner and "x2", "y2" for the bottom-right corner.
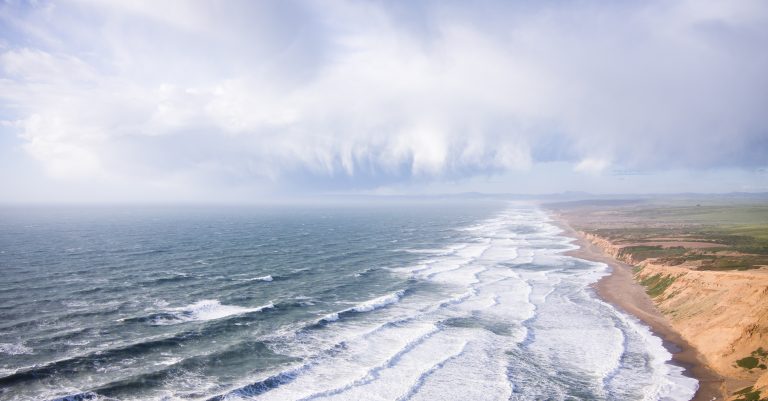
[{"x1": 554, "y1": 218, "x2": 726, "y2": 401}]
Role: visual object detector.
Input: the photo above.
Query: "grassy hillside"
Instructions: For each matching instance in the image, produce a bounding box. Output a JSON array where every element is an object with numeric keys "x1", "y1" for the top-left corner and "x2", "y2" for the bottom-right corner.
[{"x1": 549, "y1": 200, "x2": 768, "y2": 270}]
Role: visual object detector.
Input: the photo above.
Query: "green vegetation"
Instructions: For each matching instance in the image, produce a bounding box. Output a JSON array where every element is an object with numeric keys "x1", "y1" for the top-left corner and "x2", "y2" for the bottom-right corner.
[
  {"x1": 728, "y1": 225, "x2": 768, "y2": 242},
  {"x1": 732, "y1": 386, "x2": 767, "y2": 401},
  {"x1": 695, "y1": 226, "x2": 768, "y2": 255},
  {"x1": 737, "y1": 356, "x2": 761, "y2": 369},
  {"x1": 657, "y1": 254, "x2": 768, "y2": 271},
  {"x1": 584, "y1": 223, "x2": 768, "y2": 270},
  {"x1": 698, "y1": 255, "x2": 768, "y2": 271},
  {"x1": 735, "y1": 348, "x2": 768, "y2": 371},
  {"x1": 586, "y1": 226, "x2": 768, "y2": 257},
  {"x1": 563, "y1": 201, "x2": 768, "y2": 270},
  {"x1": 617, "y1": 245, "x2": 686, "y2": 262},
  {"x1": 638, "y1": 273, "x2": 678, "y2": 298},
  {"x1": 621, "y1": 205, "x2": 768, "y2": 226}
]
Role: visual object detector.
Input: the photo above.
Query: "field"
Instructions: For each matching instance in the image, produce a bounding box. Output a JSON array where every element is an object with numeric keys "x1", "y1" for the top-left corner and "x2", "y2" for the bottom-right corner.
[{"x1": 548, "y1": 200, "x2": 768, "y2": 271}]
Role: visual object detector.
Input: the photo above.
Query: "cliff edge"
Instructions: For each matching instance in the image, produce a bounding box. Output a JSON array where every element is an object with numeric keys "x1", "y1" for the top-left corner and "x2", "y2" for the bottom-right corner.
[{"x1": 584, "y1": 232, "x2": 768, "y2": 399}]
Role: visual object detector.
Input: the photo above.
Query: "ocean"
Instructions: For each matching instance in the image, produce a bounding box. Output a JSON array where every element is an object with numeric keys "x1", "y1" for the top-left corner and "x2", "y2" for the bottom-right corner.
[{"x1": 0, "y1": 202, "x2": 698, "y2": 401}]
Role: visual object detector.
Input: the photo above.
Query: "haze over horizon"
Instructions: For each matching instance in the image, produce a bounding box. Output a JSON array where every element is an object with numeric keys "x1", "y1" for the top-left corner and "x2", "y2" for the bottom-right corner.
[{"x1": 1, "y1": 0, "x2": 767, "y2": 202}]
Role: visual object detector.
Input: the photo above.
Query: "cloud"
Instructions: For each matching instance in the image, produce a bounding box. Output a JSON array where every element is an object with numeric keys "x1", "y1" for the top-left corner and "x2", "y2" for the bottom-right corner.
[
  {"x1": 0, "y1": 0, "x2": 766, "y2": 199},
  {"x1": 574, "y1": 158, "x2": 610, "y2": 175}
]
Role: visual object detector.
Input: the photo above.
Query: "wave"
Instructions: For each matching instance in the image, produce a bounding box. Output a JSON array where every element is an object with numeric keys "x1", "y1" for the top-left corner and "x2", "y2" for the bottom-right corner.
[
  {"x1": 351, "y1": 290, "x2": 404, "y2": 313},
  {"x1": 290, "y1": 325, "x2": 442, "y2": 400},
  {"x1": 7, "y1": 324, "x2": 286, "y2": 395},
  {"x1": 210, "y1": 323, "x2": 442, "y2": 401},
  {"x1": 353, "y1": 267, "x2": 377, "y2": 277},
  {"x1": 54, "y1": 340, "x2": 294, "y2": 401},
  {"x1": 214, "y1": 275, "x2": 284, "y2": 292},
  {"x1": 153, "y1": 299, "x2": 274, "y2": 325},
  {"x1": 395, "y1": 341, "x2": 469, "y2": 401},
  {"x1": 117, "y1": 300, "x2": 274, "y2": 326},
  {"x1": 218, "y1": 324, "x2": 398, "y2": 399},
  {"x1": 0, "y1": 335, "x2": 188, "y2": 388},
  {"x1": 206, "y1": 366, "x2": 309, "y2": 401},
  {"x1": 49, "y1": 392, "x2": 105, "y2": 401},
  {"x1": 147, "y1": 273, "x2": 196, "y2": 285},
  {"x1": 0, "y1": 342, "x2": 32, "y2": 355},
  {"x1": 316, "y1": 290, "x2": 406, "y2": 325},
  {"x1": 6, "y1": 205, "x2": 700, "y2": 401},
  {"x1": 245, "y1": 275, "x2": 274, "y2": 282},
  {"x1": 318, "y1": 312, "x2": 340, "y2": 323},
  {"x1": 400, "y1": 243, "x2": 468, "y2": 255},
  {"x1": 608, "y1": 305, "x2": 699, "y2": 400}
]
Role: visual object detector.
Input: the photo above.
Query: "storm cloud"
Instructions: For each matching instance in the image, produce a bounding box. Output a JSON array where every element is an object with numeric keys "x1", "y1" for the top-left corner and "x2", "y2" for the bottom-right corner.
[{"x1": 1, "y1": 0, "x2": 766, "y2": 199}]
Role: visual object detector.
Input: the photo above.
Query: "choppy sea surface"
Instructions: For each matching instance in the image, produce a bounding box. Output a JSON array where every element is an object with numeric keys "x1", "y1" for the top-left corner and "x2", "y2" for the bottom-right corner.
[{"x1": 0, "y1": 202, "x2": 698, "y2": 401}]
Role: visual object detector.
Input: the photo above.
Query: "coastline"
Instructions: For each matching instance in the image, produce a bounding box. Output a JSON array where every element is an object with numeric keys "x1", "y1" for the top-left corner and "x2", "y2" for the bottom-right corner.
[{"x1": 553, "y1": 217, "x2": 726, "y2": 401}]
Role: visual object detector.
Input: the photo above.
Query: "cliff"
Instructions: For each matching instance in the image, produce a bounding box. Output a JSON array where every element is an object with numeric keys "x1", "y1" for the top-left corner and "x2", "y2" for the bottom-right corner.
[
  {"x1": 633, "y1": 262, "x2": 768, "y2": 380},
  {"x1": 582, "y1": 231, "x2": 768, "y2": 399}
]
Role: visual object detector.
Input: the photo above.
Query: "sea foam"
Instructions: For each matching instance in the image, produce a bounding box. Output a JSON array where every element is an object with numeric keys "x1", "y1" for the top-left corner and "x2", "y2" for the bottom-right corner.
[
  {"x1": 351, "y1": 290, "x2": 405, "y2": 313},
  {"x1": 316, "y1": 290, "x2": 406, "y2": 325},
  {"x1": 156, "y1": 300, "x2": 274, "y2": 324},
  {"x1": 0, "y1": 342, "x2": 32, "y2": 355}
]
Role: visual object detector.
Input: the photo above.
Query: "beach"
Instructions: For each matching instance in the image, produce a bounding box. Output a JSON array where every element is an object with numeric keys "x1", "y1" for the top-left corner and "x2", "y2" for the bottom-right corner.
[{"x1": 554, "y1": 218, "x2": 726, "y2": 401}]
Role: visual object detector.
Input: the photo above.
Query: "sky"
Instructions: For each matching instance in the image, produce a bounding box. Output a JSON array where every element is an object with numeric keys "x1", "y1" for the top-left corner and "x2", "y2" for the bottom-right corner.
[{"x1": 0, "y1": 0, "x2": 767, "y2": 202}]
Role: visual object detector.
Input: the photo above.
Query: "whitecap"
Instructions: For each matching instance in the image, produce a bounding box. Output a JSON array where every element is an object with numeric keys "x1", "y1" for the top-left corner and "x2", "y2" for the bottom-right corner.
[
  {"x1": 0, "y1": 342, "x2": 32, "y2": 355},
  {"x1": 319, "y1": 312, "x2": 340, "y2": 323},
  {"x1": 242, "y1": 275, "x2": 273, "y2": 282},
  {"x1": 351, "y1": 290, "x2": 405, "y2": 313},
  {"x1": 157, "y1": 300, "x2": 274, "y2": 324},
  {"x1": 316, "y1": 290, "x2": 405, "y2": 325}
]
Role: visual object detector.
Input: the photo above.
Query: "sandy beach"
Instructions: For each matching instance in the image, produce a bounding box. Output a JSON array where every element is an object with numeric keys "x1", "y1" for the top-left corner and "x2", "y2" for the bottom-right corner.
[{"x1": 554, "y1": 218, "x2": 726, "y2": 401}]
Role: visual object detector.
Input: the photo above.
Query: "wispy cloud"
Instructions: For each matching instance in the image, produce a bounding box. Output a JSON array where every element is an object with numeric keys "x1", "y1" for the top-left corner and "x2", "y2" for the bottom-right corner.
[{"x1": 0, "y1": 0, "x2": 766, "y2": 200}]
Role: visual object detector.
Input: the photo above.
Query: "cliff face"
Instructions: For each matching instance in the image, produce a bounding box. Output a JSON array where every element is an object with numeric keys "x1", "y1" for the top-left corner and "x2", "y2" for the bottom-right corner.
[
  {"x1": 757, "y1": 371, "x2": 768, "y2": 391},
  {"x1": 582, "y1": 232, "x2": 643, "y2": 265},
  {"x1": 633, "y1": 262, "x2": 768, "y2": 381},
  {"x1": 582, "y1": 233, "x2": 622, "y2": 258},
  {"x1": 582, "y1": 231, "x2": 768, "y2": 397}
]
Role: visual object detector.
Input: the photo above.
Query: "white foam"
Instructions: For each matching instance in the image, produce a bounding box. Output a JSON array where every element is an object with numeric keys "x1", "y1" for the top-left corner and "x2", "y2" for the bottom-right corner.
[
  {"x1": 353, "y1": 267, "x2": 376, "y2": 277},
  {"x1": 621, "y1": 313, "x2": 699, "y2": 401},
  {"x1": 155, "y1": 357, "x2": 183, "y2": 366},
  {"x1": 247, "y1": 323, "x2": 442, "y2": 401},
  {"x1": 402, "y1": 243, "x2": 468, "y2": 255},
  {"x1": 0, "y1": 342, "x2": 32, "y2": 355},
  {"x1": 314, "y1": 290, "x2": 406, "y2": 325},
  {"x1": 214, "y1": 205, "x2": 698, "y2": 401},
  {"x1": 351, "y1": 290, "x2": 405, "y2": 313},
  {"x1": 427, "y1": 264, "x2": 486, "y2": 285},
  {"x1": 404, "y1": 331, "x2": 513, "y2": 401},
  {"x1": 161, "y1": 300, "x2": 274, "y2": 324},
  {"x1": 319, "y1": 312, "x2": 340, "y2": 323}
]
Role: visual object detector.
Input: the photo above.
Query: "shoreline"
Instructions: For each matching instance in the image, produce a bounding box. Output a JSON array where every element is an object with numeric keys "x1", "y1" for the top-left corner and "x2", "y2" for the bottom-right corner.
[{"x1": 553, "y1": 217, "x2": 726, "y2": 401}]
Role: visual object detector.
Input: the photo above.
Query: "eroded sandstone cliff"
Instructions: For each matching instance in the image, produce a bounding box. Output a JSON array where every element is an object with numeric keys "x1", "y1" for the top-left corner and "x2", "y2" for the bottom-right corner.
[{"x1": 583, "y1": 232, "x2": 768, "y2": 399}]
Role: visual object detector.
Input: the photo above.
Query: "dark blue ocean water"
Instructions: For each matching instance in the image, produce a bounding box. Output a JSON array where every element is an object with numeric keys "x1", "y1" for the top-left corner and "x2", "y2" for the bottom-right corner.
[{"x1": 0, "y1": 203, "x2": 697, "y2": 401}]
